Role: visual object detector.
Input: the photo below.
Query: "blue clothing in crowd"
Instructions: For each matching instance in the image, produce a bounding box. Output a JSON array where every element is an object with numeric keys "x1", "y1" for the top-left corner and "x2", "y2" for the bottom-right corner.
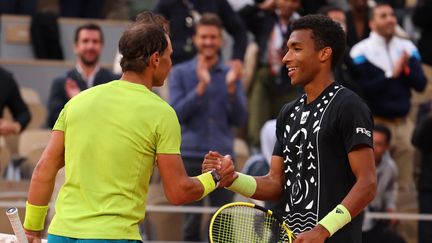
[{"x1": 169, "y1": 57, "x2": 248, "y2": 159}]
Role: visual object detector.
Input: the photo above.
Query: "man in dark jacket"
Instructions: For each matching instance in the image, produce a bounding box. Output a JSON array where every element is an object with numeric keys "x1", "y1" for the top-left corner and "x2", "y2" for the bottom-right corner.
[
  {"x1": 47, "y1": 23, "x2": 118, "y2": 127},
  {"x1": 0, "y1": 67, "x2": 31, "y2": 135}
]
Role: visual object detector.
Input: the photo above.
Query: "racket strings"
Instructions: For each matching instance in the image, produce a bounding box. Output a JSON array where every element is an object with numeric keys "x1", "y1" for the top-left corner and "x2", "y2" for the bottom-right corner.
[{"x1": 211, "y1": 205, "x2": 290, "y2": 243}]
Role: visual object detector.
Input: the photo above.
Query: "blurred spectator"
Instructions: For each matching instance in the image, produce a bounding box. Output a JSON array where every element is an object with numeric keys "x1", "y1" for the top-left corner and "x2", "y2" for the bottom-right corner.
[
  {"x1": 59, "y1": 0, "x2": 106, "y2": 19},
  {"x1": 47, "y1": 24, "x2": 118, "y2": 128},
  {"x1": 247, "y1": 0, "x2": 301, "y2": 149},
  {"x1": 412, "y1": 0, "x2": 432, "y2": 98},
  {"x1": 153, "y1": 0, "x2": 247, "y2": 83},
  {"x1": 350, "y1": 3, "x2": 426, "y2": 194},
  {"x1": 350, "y1": 4, "x2": 426, "y2": 241},
  {"x1": 319, "y1": 5, "x2": 364, "y2": 97},
  {"x1": 362, "y1": 124, "x2": 405, "y2": 243},
  {"x1": 345, "y1": 0, "x2": 370, "y2": 48},
  {"x1": 412, "y1": 100, "x2": 432, "y2": 243},
  {"x1": 375, "y1": 0, "x2": 406, "y2": 23},
  {"x1": 0, "y1": 67, "x2": 31, "y2": 137},
  {"x1": 168, "y1": 14, "x2": 247, "y2": 241},
  {"x1": 0, "y1": 0, "x2": 36, "y2": 15}
]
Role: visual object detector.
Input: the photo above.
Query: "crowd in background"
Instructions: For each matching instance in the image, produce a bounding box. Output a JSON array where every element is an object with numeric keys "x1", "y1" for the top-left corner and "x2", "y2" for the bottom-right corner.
[{"x1": 1, "y1": 0, "x2": 432, "y2": 242}]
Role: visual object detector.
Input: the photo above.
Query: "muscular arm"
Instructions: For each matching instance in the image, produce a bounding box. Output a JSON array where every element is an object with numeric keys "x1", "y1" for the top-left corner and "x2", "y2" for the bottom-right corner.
[
  {"x1": 27, "y1": 131, "x2": 65, "y2": 206},
  {"x1": 296, "y1": 146, "x2": 376, "y2": 242},
  {"x1": 24, "y1": 129, "x2": 64, "y2": 241},
  {"x1": 251, "y1": 155, "x2": 284, "y2": 201},
  {"x1": 341, "y1": 145, "x2": 377, "y2": 218},
  {"x1": 157, "y1": 154, "x2": 206, "y2": 205}
]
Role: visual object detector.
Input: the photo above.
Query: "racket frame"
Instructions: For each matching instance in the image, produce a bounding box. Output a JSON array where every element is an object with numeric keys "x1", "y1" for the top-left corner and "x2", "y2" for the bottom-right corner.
[{"x1": 209, "y1": 202, "x2": 296, "y2": 243}]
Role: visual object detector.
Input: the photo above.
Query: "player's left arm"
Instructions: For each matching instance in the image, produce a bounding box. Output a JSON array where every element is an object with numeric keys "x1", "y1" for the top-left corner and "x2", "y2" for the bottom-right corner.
[
  {"x1": 337, "y1": 95, "x2": 377, "y2": 217},
  {"x1": 24, "y1": 131, "x2": 65, "y2": 239},
  {"x1": 296, "y1": 146, "x2": 376, "y2": 242},
  {"x1": 342, "y1": 145, "x2": 377, "y2": 217},
  {"x1": 298, "y1": 96, "x2": 376, "y2": 241}
]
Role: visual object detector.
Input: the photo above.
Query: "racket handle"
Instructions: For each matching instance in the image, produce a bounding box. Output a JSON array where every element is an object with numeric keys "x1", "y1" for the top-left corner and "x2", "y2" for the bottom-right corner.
[{"x1": 6, "y1": 207, "x2": 28, "y2": 243}]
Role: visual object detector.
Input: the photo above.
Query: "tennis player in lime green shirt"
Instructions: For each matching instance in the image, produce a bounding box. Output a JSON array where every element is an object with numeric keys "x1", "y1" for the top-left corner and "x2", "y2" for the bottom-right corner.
[{"x1": 23, "y1": 12, "x2": 236, "y2": 243}]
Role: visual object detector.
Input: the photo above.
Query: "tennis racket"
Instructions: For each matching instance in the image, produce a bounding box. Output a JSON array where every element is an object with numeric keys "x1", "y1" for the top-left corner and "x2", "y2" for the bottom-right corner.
[
  {"x1": 5, "y1": 207, "x2": 47, "y2": 243},
  {"x1": 209, "y1": 202, "x2": 296, "y2": 243}
]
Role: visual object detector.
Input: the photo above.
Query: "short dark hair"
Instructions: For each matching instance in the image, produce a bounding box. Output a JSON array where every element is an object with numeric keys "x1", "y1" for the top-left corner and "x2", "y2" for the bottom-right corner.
[
  {"x1": 374, "y1": 124, "x2": 392, "y2": 144},
  {"x1": 119, "y1": 12, "x2": 169, "y2": 73},
  {"x1": 368, "y1": 3, "x2": 392, "y2": 21},
  {"x1": 195, "y1": 13, "x2": 223, "y2": 32},
  {"x1": 74, "y1": 23, "x2": 104, "y2": 44},
  {"x1": 291, "y1": 14, "x2": 346, "y2": 70}
]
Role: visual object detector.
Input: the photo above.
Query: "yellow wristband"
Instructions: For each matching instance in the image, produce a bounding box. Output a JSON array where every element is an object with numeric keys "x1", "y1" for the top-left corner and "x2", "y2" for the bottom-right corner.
[
  {"x1": 195, "y1": 171, "x2": 217, "y2": 200},
  {"x1": 318, "y1": 204, "x2": 351, "y2": 236},
  {"x1": 23, "y1": 201, "x2": 49, "y2": 231},
  {"x1": 226, "y1": 172, "x2": 257, "y2": 197}
]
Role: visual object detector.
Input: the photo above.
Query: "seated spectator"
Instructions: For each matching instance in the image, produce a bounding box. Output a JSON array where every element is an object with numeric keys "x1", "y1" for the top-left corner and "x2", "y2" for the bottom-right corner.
[
  {"x1": 0, "y1": 67, "x2": 31, "y2": 137},
  {"x1": 0, "y1": 66, "x2": 31, "y2": 180},
  {"x1": 362, "y1": 124, "x2": 405, "y2": 243},
  {"x1": 47, "y1": 23, "x2": 118, "y2": 128}
]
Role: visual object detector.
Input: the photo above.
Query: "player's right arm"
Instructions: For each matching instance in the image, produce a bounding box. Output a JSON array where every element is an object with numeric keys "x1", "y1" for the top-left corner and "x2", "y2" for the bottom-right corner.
[
  {"x1": 250, "y1": 155, "x2": 284, "y2": 201},
  {"x1": 157, "y1": 153, "x2": 236, "y2": 205}
]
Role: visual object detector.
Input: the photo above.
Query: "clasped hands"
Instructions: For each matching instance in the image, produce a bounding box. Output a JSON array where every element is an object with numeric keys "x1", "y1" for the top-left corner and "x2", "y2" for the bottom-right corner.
[{"x1": 202, "y1": 151, "x2": 238, "y2": 188}]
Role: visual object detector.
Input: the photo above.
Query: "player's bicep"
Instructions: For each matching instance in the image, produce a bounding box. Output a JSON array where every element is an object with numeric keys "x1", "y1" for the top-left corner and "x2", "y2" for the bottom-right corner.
[
  {"x1": 157, "y1": 154, "x2": 186, "y2": 193},
  {"x1": 34, "y1": 131, "x2": 65, "y2": 179},
  {"x1": 254, "y1": 155, "x2": 284, "y2": 201},
  {"x1": 347, "y1": 145, "x2": 375, "y2": 181},
  {"x1": 157, "y1": 154, "x2": 188, "y2": 182}
]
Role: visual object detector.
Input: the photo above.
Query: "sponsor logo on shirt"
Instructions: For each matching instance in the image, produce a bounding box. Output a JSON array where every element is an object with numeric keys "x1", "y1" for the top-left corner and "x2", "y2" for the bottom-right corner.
[
  {"x1": 356, "y1": 127, "x2": 371, "y2": 137},
  {"x1": 300, "y1": 111, "x2": 310, "y2": 125}
]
